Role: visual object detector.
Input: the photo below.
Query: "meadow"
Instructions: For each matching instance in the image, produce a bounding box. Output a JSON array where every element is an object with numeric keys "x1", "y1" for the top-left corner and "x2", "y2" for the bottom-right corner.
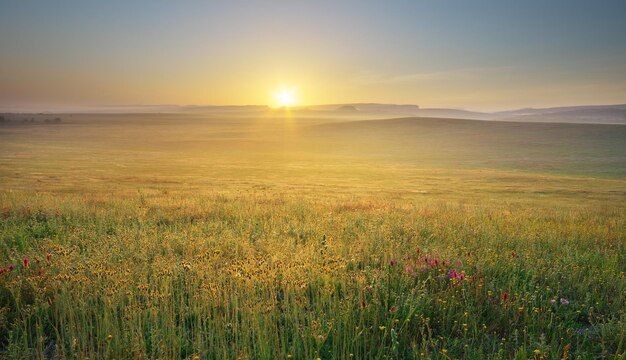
[{"x1": 0, "y1": 112, "x2": 625, "y2": 359}]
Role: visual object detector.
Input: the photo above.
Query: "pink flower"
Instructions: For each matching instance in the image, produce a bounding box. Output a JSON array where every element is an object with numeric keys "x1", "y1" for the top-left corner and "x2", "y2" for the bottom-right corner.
[
  {"x1": 447, "y1": 269, "x2": 465, "y2": 281},
  {"x1": 405, "y1": 265, "x2": 415, "y2": 275},
  {"x1": 22, "y1": 258, "x2": 29, "y2": 268},
  {"x1": 550, "y1": 299, "x2": 557, "y2": 305},
  {"x1": 8, "y1": 264, "x2": 14, "y2": 271},
  {"x1": 560, "y1": 298, "x2": 569, "y2": 305}
]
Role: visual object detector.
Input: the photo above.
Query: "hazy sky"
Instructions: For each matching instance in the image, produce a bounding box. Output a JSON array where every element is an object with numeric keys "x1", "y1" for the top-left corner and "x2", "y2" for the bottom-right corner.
[{"x1": 1, "y1": 0, "x2": 625, "y2": 111}]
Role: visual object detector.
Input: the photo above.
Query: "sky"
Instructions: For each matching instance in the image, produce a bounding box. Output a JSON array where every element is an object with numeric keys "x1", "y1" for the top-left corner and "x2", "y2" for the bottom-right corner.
[{"x1": 1, "y1": 0, "x2": 625, "y2": 111}]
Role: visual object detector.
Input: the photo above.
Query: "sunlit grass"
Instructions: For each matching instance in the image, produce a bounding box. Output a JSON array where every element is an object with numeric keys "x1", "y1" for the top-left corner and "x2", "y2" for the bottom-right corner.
[
  {"x1": 1, "y1": 189, "x2": 624, "y2": 359},
  {"x1": 0, "y1": 114, "x2": 624, "y2": 358}
]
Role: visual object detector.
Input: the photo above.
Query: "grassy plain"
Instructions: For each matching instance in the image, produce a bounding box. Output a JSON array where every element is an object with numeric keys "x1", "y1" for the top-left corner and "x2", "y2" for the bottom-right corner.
[{"x1": 0, "y1": 113, "x2": 625, "y2": 359}]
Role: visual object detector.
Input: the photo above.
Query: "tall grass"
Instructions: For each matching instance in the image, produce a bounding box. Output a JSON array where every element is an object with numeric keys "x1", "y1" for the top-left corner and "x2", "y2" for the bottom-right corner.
[{"x1": 1, "y1": 190, "x2": 624, "y2": 359}]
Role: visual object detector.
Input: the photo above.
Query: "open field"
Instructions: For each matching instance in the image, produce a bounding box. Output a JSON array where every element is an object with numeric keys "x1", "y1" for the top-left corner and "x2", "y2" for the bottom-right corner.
[{"x1": 0, "y1": 113, "x2": 625, "y2": 359}]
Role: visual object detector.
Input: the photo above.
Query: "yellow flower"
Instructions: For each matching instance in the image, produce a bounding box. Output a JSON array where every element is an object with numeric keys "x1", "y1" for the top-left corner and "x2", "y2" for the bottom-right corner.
[
  {"x1": 379, "y1": 325, "x2": 386, "y2": 331},
  {"x1": 287, "y1": 355, "x2": 292, "y2": 359},
  {"x1": 106, "y1": 334, "x2": 112, "y2": 341},
  {"x1": 533, "y1": 349, "x2": 541, "y2": 355}
]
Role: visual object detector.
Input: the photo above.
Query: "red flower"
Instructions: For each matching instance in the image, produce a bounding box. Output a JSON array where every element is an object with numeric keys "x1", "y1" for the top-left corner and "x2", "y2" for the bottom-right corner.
[
  {"x1": 511, "y1": 251, "x2": 518, "y2": 258},
  {"x1": 502, "y1": 292, "x2": 508, "y2": 301},
  {"x1": 22, "y1": 258, "x2": 30, "y2": 268},
  {"x1": 361, "y1": 300, "x2": 367, "y2": 308},
  {"x1": 35, "y1": 257, "x2": 40, "y2": 265},
  {"x1": 8, "y1": 264, "x2": 14, "y2": 271},
  {"x1": 448, "y1": 269, "x2": 458, "y2": 279},
  {"x1": 38, "y1": 268, "x2": 43, "y2": 275},
  {"x1": 390, "y1": 258, "x2": 396, "y2": 266}
]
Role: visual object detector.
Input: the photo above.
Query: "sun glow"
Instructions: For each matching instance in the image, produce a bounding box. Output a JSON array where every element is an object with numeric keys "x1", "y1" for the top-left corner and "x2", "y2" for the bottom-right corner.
[{"x1": 274, "y1": 87, "x2": 298, "y2": 108}]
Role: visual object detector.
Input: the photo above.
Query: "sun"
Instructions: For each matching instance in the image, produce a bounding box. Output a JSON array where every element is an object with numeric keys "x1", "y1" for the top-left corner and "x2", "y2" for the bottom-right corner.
[{"x1": 274, "y1": 87, "x2": 298, "y2": 108}]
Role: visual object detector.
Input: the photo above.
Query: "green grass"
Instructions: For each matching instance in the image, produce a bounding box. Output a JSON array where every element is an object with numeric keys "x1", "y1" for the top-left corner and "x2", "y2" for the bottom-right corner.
[{"x1": 0, "y1": 114, "x2": 625, "y2": 359}]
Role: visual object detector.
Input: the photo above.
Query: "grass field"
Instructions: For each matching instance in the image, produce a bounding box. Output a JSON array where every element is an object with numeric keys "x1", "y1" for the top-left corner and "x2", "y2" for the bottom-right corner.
[{"x1": 0, "y1": 113, "x2": 625, "y2": 359}]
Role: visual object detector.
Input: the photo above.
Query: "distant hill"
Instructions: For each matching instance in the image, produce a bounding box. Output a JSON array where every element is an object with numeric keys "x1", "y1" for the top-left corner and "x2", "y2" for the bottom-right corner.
[
  {"x1": 336, "y1": 105, "x2": 359, "y2": 112},
  {"x1": 4, "y1": 103, "x2": 625, "y2": 124},
  {"x1": 302, "y1": 103, "x2": 626, "y2": 124},
  {"x1": 307, "y1": 116, "x2": 626, "y2": 177},
  {"x1": 494, "y1": 105, "x2": 626, "y2": 124}
]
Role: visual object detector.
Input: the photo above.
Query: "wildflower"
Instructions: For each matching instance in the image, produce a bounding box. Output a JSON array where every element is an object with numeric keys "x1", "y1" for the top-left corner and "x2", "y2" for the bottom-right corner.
[
  {"x1": 560, "y1": 298, "x2": 570, "y2": 305},
  {"x1": 502, "y1": 292, "x2": 508, "y2": 301},
  {"x1": 405, "y1": 265, "x2": 415, "y2": 275},
  {"x1": 433, "y1": 258, "x2": 439, "y2": 266},
  {"x1": 511, "y1": 251, "x2": 518, "y2": 258},
  {"x1": 361, "y1": 300, "x2": 367, "y2": 308},
  {"x1": 35, "y1": 258, "x2": 40, "y2": 265},
  {"x1": 38, "y1": 268, "x2": 43, "y2": 275},
  {"x1": 287, "y1": 355, "x2": 292, "y2": 359},
  {"x1": 533, "y1": 349, "x2": 541, "y2": 355},
  {"x1": 550, "y1": 299, "x2": 557, "y2": 305},
  {"x1": 389, "y1": 305, "x2": 397, "y2": 313},
  {"x1": 9, "y1": 264, "x2": 14, "y2": 271},
  {"x1": 107, "y1": 335, "x2": 113, "y2": 341},
  {"x1": 193, "y1": 356, "x2": 200, "y2": 360},
  {"x1": 22, "y1": 258, "x2": 30, "y2": 268},
  {"x1": 379, "y1": 325, "x2": 386, "y2": 331},
  {"x1": 442, "y1": 349, "x2": 448, "y2": 354},
  {"x1": 390, "y1": 258, "x2": 396, "y2": 266}
]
